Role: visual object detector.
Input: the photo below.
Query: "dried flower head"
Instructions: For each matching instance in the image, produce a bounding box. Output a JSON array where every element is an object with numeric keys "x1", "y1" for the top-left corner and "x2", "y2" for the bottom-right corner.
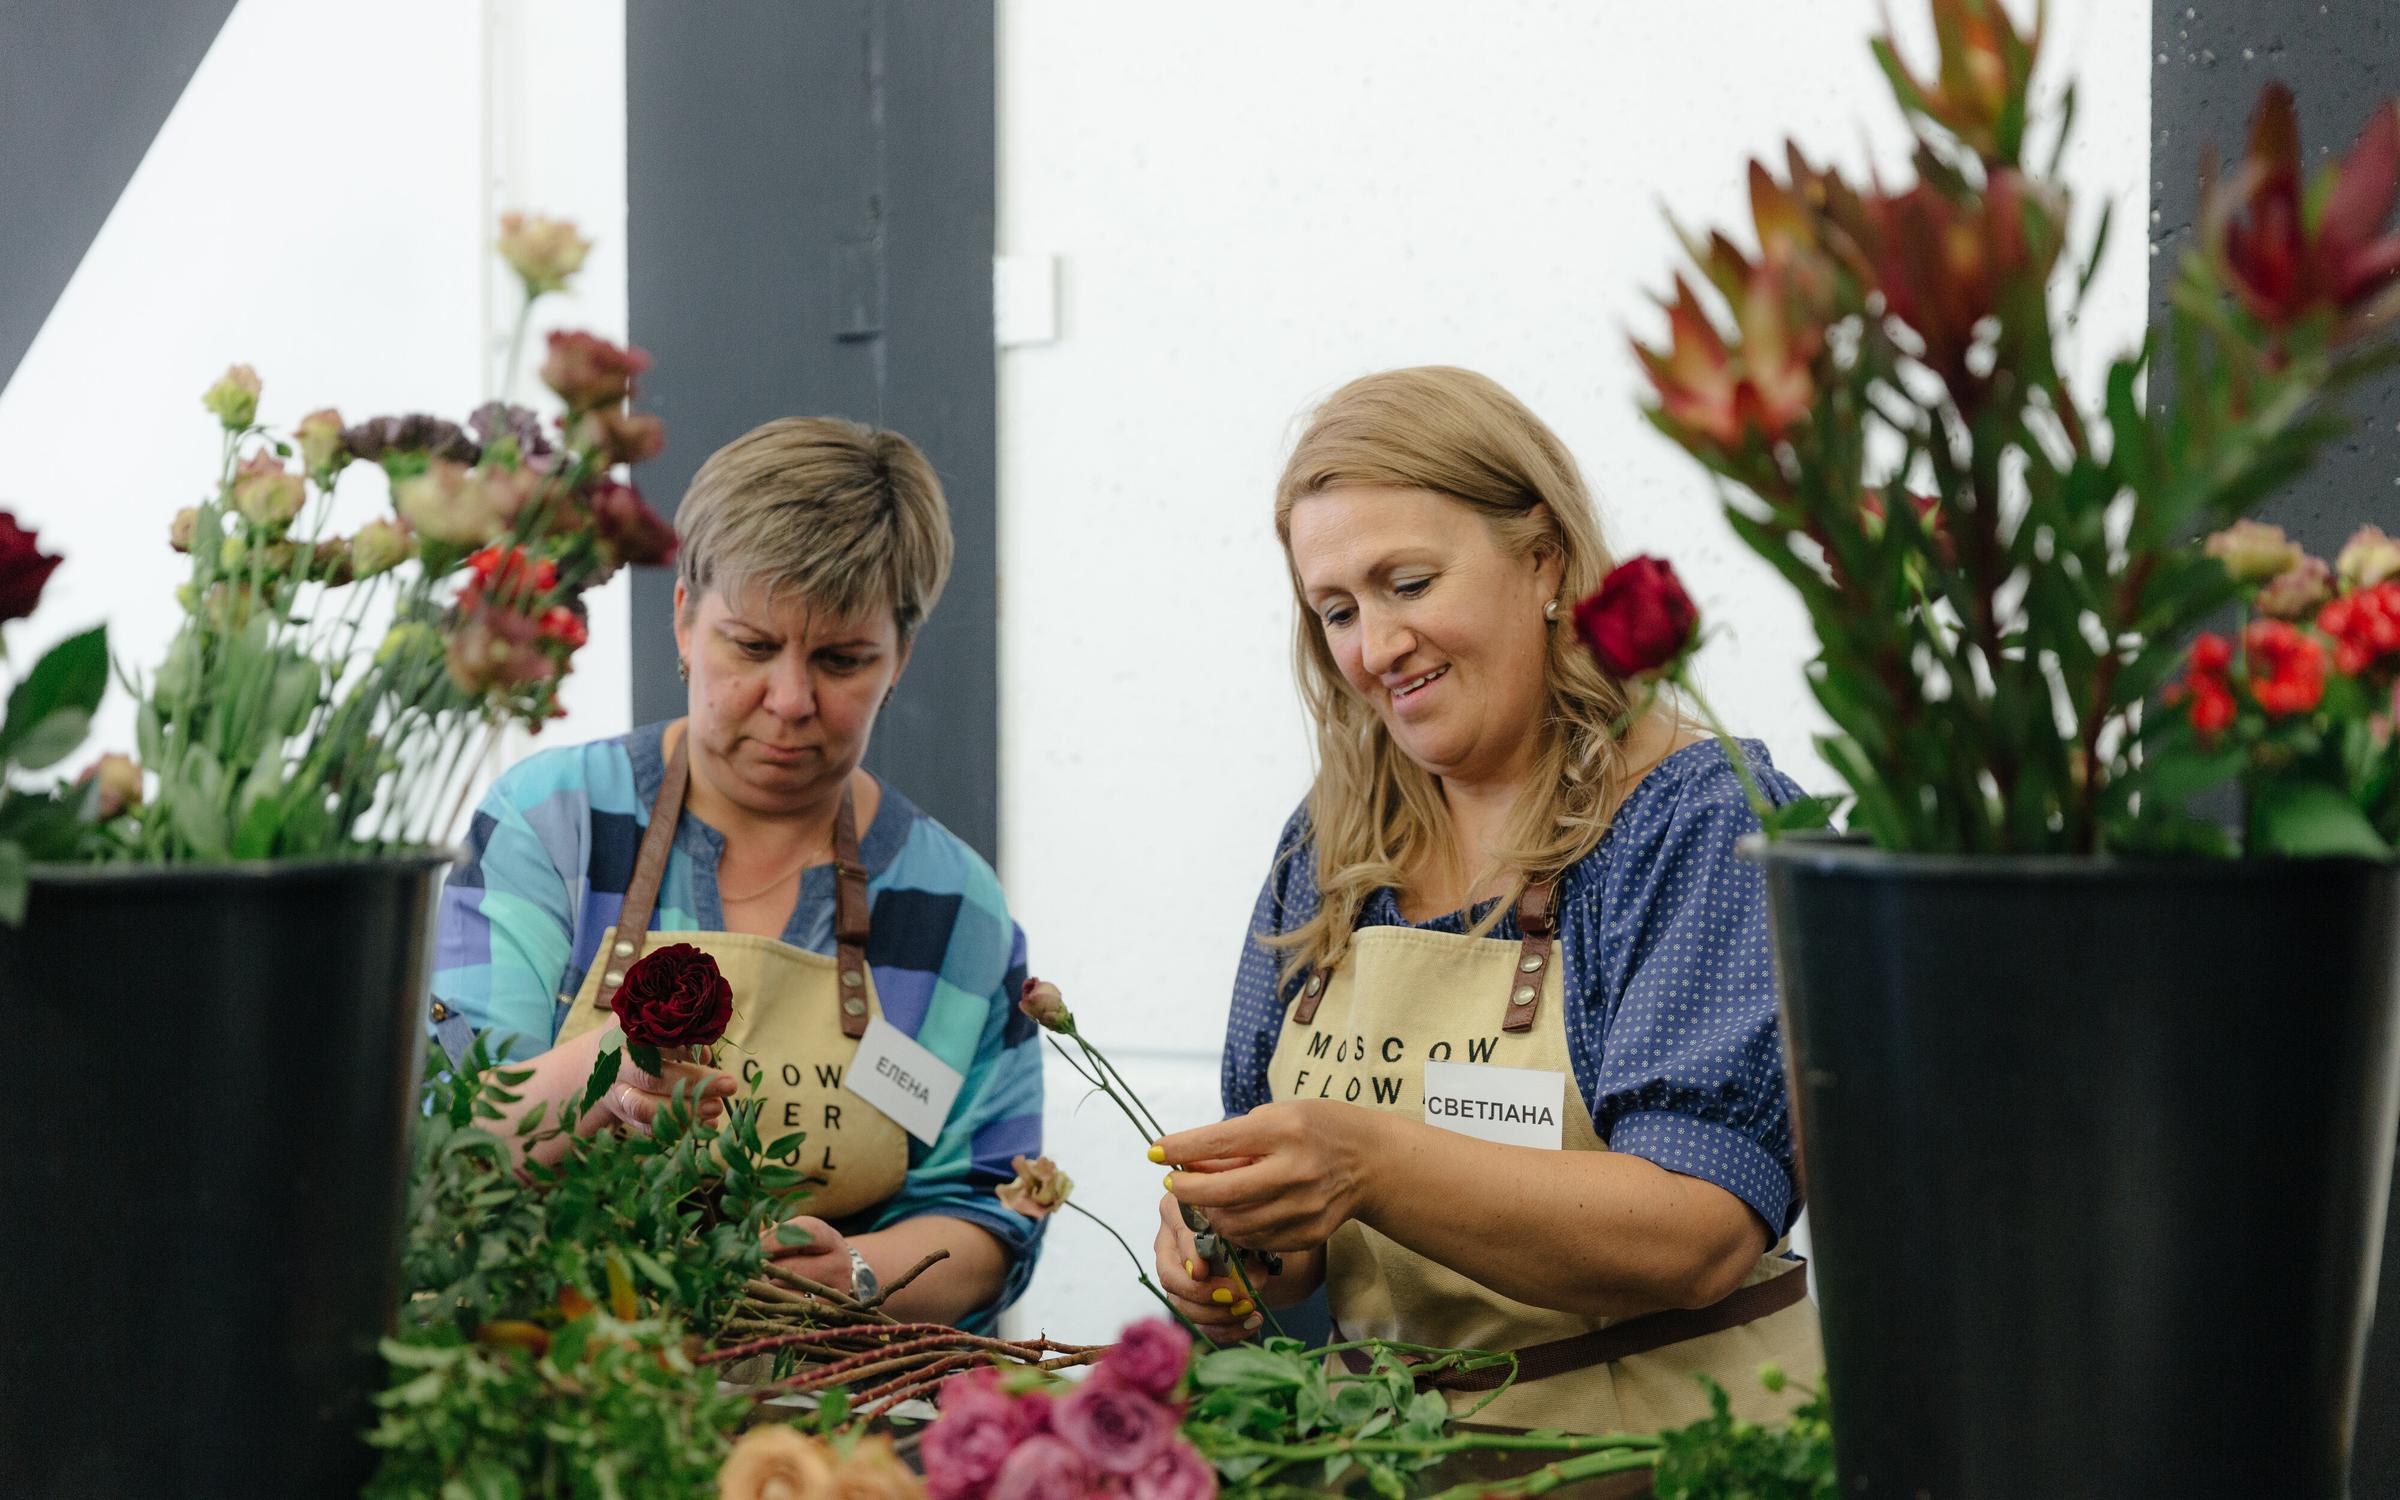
[{"x1": 995, "y1": 1155, "x2": 1073, "y2": 1219}]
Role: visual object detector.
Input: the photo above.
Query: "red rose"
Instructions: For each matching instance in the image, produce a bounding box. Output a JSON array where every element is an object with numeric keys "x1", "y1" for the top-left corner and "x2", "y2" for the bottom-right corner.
[
  {"x1": 1572, "y1": 556, "x2": 1700, "y2": 679},
  {"x1": 611, "y1": 941, "x2": 733, "y2": 1051},
  {"x1": 2243, "y1": 618, "x2": 2326, "y2": 717},
  {"x1": 0, "y1": 511, "x2": 63, "y2": 623}
]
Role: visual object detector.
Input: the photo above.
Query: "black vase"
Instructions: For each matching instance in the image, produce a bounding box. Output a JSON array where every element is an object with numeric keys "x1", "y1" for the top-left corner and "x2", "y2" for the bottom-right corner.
[
  {"x1": 1751, "y1": 839, "x2": 2400, "y2": 1499},
  {"x1": 0, "y1": 854, "x2": 448, "y2": 1498}
]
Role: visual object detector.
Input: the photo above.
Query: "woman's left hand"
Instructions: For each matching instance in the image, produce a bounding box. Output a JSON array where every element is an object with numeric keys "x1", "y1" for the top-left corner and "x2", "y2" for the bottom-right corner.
[
  {"x1": 764, "y1": 1215, "x2": 857, "y2": 1295},
  {"x1": 1155, "y1": 1100, "x2": 1384, "y2": 1251}
]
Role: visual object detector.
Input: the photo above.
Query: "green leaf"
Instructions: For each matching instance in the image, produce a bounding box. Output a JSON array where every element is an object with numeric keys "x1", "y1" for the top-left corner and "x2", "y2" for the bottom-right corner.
[
  {"x1": 0, "y1": 841, "x2": 26, "y2": 925},
  {"x1": 1194, "y1": 1344, "x2": 1306, "y2": 1390},
  {"x1": 2251, "y1": 774, "x2": 2391, "y2": 860},
  {"x1": 0, "y1": 625, "x2": 106, "y2": 767},
  {"x1": 626, "y1": 1040, "x2": 663, "y2": 1079},
  {"x1": 578, "y1": 1047, "x2": 622, "y2": 1121}
]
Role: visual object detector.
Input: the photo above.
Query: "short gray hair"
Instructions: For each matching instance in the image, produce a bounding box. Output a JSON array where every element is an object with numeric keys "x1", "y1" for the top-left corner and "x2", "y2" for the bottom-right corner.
[{"x1": 674, "y1": 416, "x2": 953, "y2": 639}]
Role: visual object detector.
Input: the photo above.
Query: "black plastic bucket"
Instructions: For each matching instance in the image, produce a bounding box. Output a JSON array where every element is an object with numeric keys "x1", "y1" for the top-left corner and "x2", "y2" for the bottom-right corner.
[
  {"x1": 0, "y1": 853, "x2": 449, "y2": 1497},
  {"x1": 1752, "y1": 839, "x2": 2400, "y2": 1498}
]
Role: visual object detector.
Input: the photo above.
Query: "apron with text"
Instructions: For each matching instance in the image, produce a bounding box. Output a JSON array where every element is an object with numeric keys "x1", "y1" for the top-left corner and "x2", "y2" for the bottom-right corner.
[
  {"x1": 1265, "y1": 877, "x2": 1824, "y2": 1433},
  {"x1": 554, "y1": 728, "x2": 909, "y2": 1220}
]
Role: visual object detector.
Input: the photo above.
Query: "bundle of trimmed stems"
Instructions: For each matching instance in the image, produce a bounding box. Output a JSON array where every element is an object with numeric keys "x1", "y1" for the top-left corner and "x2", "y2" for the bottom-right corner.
[{"x1": 699, "y1": 1248, "x2": 1103, "y2": 1423}]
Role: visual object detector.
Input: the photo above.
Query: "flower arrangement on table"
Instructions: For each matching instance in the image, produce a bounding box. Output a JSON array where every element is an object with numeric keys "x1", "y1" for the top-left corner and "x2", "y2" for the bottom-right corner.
[{"x1": 1622, "y1": 0, "x2": 2400, "y2": 857}]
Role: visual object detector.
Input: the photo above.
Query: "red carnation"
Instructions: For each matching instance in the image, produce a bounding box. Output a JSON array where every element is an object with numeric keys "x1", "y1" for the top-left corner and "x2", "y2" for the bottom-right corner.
[
  {"x1": 611, "y1": 941, "x2": 733, "y2": 1072},
  {"x1": 1572, "y1": 556, "x2": 1700, "y2": 680},
  {"x1": 0, "y1": 511, "x2": 63, "y2": 624}
]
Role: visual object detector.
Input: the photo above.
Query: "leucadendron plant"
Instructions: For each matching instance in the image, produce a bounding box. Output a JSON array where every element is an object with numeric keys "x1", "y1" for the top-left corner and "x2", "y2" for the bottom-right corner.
[{"x1": 1636, "y1": 0, "x2": 2400, "y2": 857}]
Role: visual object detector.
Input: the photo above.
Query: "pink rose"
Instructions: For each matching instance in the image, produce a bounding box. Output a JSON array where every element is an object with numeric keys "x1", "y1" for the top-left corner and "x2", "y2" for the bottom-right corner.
[
  {"x1": 925, "y1": 1369, "x2": 1046, "y2": 1500},
  {"x1": 1126, "y1": 1439, "x2": 1217, "y2": 1500},
  {"x1": 1094, "y1": 1318, "x2": 1192, "y2": 1405},
  {"x1": 1053, "y1": 1380, "x2": 1174, "y2": 1477},
  {"x1": 988, "y1": 1436, "x2": 1094, "y2": 1500}
]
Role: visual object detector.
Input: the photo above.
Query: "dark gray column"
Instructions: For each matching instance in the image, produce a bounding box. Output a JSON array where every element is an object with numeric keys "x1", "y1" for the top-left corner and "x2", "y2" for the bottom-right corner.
[
  {"x1": 2150, "y1": 6, "x2": 2400, "y2": 1487},
  {"x1": 627, "y1": 0, "x2": 999, "y2": 860},
  {"x1": 0, "y1": 0, "x2": 238, "y2": 393}
]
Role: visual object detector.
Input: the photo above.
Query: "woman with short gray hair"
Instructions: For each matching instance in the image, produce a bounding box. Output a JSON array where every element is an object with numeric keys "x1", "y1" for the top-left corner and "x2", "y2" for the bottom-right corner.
[{"x1": 432, "y1": 416, "x2": 1045, "y2": 1329}]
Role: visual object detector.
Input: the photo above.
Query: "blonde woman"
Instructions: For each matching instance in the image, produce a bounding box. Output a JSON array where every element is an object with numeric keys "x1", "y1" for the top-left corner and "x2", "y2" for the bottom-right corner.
[
  {"x1": 1151, "y1": 368, "x2": 1822, "y2": 1432},
  {"x1": 431, "y1": 418, "x2": 1043, "y2": 1331}
]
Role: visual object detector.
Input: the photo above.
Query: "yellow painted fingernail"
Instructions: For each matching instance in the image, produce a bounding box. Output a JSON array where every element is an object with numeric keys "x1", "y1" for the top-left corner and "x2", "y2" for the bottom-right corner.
[
  {"x1": 1184, "y1": 1259, "x2": 1195, "y2": 1277},
  {"x1": 1211, "y1": 1288, "x2": 1234, "y2": 1306},
  {"x1": 1147, "y1": 1144, "x2": 1166, "y2": 1164},
  {"x1": 1163, "y1": 1171, "x2": 1176, "y2": 1192},
  {"x1": 1232, "y1": 1298, "x2": 1254, "y2": 1316}
]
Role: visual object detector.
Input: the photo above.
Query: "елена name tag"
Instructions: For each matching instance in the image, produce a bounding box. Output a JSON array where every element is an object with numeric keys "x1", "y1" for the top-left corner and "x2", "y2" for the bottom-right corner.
[{"x1": 844, "y1": 1016, "x2": 964, "y2": 1146}]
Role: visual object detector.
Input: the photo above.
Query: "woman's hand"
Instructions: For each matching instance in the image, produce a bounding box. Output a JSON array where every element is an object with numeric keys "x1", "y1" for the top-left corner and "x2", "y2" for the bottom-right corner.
[
  {"x1": 590, "y1": 1050, "x2": 737, "y2": 1136},
  {"x1": 1152, "y1": 1195, "x2": 1261, "y2": 1343},
  {"x1": 1156, "y1": 1100, "x2": 1385, "y2": 1251},
  {"x1": 764, "y1": 1215, "x2": 857, "y2": 1295}
]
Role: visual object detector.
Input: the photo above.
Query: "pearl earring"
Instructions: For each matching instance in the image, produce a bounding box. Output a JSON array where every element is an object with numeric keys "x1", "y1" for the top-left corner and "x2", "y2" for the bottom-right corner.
[
  {"x1": 1544, "y1": 599, "x2": 1560, "y2": 621},
  {"x1": 676, "y1": 657, "x2": 689, "y2": 681}
]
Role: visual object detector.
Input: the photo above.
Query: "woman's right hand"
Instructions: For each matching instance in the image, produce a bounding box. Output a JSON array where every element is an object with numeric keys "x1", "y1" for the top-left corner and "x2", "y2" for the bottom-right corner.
[
  {"x1": 1154, "y1": 1194, "x2": 1263, "y2": 1343},
  {"x1": 589, "y1": 1048, "x2": 737, "y2": 1135}
]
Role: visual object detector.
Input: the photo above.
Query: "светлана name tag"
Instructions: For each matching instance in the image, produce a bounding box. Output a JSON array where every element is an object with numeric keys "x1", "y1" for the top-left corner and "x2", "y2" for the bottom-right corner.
[
  {"x1": 1421, "y1": 1059, "x2": 1565, "y2": 1150},
  {"x1": 845, "y1": 1016, "x2": 963, "y2": 1146}
]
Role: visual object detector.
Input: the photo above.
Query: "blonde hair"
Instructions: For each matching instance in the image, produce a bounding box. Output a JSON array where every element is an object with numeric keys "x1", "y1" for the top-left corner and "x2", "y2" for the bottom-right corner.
[
  {"x1": 675, "y1": 417, "x2": 953, "y2": 639},
  {"x1": 1271, "y1": 366, "x2": 1662, "y2": 980}
]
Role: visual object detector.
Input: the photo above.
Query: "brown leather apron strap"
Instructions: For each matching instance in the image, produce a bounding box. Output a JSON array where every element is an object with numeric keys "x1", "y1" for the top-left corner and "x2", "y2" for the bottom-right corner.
[
  {"x1": 1336, "y1": 1260, "x2": 1810, "y2": 1393},
  {"x1": 1501, "y1": 875, "x2": 1558, "y2": 1033},
  {"x1": 831, "y1": 781, "x2": 870, "y2": 1040},
  {"x1": 1290, "y1": 967, "x2": 1330, "y2": 1026},
  {"x1": 592, "y1": 728, "x2": 872, "y2": 1039},
  {"x1": 592, "y1": 730, "x2": 693, "y2": 1012}
]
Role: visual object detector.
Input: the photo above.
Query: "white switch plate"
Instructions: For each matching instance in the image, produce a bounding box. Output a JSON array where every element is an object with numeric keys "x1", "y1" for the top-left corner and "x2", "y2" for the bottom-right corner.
[{"x1": 994, "y1": 254, "x2": 1060, "y2": 347}]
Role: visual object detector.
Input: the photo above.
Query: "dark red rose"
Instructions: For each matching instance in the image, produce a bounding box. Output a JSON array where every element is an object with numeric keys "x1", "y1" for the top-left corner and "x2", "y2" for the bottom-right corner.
[
  {"x1": 1572, "y1": 556, "x2": 1699, "y2": 680},
  {"x1": 591, "y1": 480, "x2": 679, "y2": 568},
  {"x1": 0, "y1": 512, "x2": 62, "y2": 623},
  {"x1": 611, "y1": 941, "x2": 733, "y2": 1050}
]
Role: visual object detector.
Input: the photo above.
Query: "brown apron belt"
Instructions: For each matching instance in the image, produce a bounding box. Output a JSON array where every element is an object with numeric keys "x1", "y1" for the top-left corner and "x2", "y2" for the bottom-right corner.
[
  {"x1": 1336, "y1": 1260, "x2": 1810, "y2": 1392},
  {"x1": 1291, "y1": 873, "x2": 1561, "y2": 1030},
  {"x1": 593, "y1": 725, "x2": 871, "y2": 1040}
]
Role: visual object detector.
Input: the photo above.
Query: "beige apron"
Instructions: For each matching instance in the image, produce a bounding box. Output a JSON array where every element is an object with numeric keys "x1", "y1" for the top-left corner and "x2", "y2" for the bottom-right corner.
[
  {"x1": 1266, "y1": 876, "x2": 1824, "y2": 1433},
  {"x1": 554, "y1": 728, "x2": 909, "y2": 1220}
]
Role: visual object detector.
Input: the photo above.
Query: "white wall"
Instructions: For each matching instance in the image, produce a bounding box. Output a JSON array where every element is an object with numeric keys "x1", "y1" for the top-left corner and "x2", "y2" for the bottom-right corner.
[
  {"x1": 0, "y1": 0, "x2": 632, "y2": 822},
  {"x1": 995, "y1": 0, "x2": 2152, "y2": 1340}
]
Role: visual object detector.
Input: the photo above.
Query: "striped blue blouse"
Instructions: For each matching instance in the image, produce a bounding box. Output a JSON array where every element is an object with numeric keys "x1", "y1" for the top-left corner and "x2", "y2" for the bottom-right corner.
[
  {"x1": 1222, "y1": 738, "x2": 1804, "y2": 1234},
  {"x1": 430, "y1": 721, "x2": 1046, "y2": 1322}
]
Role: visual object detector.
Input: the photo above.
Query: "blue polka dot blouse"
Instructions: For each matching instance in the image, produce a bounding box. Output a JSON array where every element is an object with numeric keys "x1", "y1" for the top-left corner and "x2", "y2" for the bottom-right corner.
[{"x1": 1221, "y1": 737, "x2": 1804, "y2": 1234}]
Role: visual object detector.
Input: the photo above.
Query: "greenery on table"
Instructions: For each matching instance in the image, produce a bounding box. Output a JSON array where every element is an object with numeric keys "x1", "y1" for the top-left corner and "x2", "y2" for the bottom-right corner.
[{"x1": 364, "y1": 1035, "x2": 807, "y2": 1497}]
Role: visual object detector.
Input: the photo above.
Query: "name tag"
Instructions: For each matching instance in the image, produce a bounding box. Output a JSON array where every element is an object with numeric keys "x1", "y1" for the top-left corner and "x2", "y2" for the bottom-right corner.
[
  {"x1": 844, "y1": 1016, "x2": 964, "y2": 1146},
  {"x1": 1422, "y1": 1060, "x2": 1565, "y2": 1150}
]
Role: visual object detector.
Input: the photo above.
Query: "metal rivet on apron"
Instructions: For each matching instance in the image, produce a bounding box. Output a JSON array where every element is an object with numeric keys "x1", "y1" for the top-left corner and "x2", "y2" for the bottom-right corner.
[
  {"x1": 613, "y1": 939, "x2": 635, "y2": 957},
  {"x1": 430, "y1": 1001, "x2": 449, "y2": 1021},
  {"x1": 841, "y1": 968, "x2": 863, "y2": 988},
  {"x1": 1511, "y1": 984, "x2": 1536, "y2": 1007},
  {"x1": 603, "y1": 969, "x2": 624, "y2": 988},
  {"x1": 1519, "y1": 953, "x2": 1545, "y2": 973},
  {"x1": 1304, "y1": 975, "x2": 1323, "y2": 997},
  {"x1": 843, "y1": 997, "x2": 867, "y2": 1016}
]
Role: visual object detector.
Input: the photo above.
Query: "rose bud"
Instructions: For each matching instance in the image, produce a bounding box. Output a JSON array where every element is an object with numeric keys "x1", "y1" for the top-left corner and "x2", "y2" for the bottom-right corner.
[
  {"x1": 540, "y1": 330, "x2": 651, "y2": 413},
  {"x1": 230, "y1": 452, "x2": 306, "y2": 532},
  {"x1": 2205, "y1": 519, "x2": 2304, "y2": 584},
  {"x1": 201, "y1": 363, "x2": 262, "y2": 430},
  {"x1": 496, "y1": 212, "x2": 592, "y2": 298},
  {"x1": 78, "y1": 753, "x2": 143, "y2": 820},
  {"x1": 1019, "y1": 976, "x2": 1073, "y2": 1033},
  {"x1": 2258, "y1": 555, "x2": 2335, "y2": 620},
  {"x1": 168, "y1": 507, "x2": 199, "y2": 554},
  {"x1": 2340, "y1": 525, "x2": 2400, "y2": 591},
  {"x1": 350, "y1": 517, "x2": 414, "y2": 579},
  {"x1": 995, "y1": 1154, "x2": 1074, "y2": 1219},
  {"x1": 0, "y1": 511, "x2": 61, "y2": 624},
  {"x1": 295, "y1": 407, "x2": 349, "y2": 482}
]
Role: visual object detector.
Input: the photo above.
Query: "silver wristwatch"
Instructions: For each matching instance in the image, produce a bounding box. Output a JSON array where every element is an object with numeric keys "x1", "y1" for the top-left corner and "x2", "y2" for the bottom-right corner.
[{"x1": 845, "y1": 1243, "x2": 880, "y2": 1302}]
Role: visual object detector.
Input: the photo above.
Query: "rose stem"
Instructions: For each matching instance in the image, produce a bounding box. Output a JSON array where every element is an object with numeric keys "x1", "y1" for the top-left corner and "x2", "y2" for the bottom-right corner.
[
  {"x1": 863, "y1": 1249, "x2": 950, "y2": 1309},
  {"x1": 1060, "y1": 1198, "x2": 1205, "y2": 1337}
]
